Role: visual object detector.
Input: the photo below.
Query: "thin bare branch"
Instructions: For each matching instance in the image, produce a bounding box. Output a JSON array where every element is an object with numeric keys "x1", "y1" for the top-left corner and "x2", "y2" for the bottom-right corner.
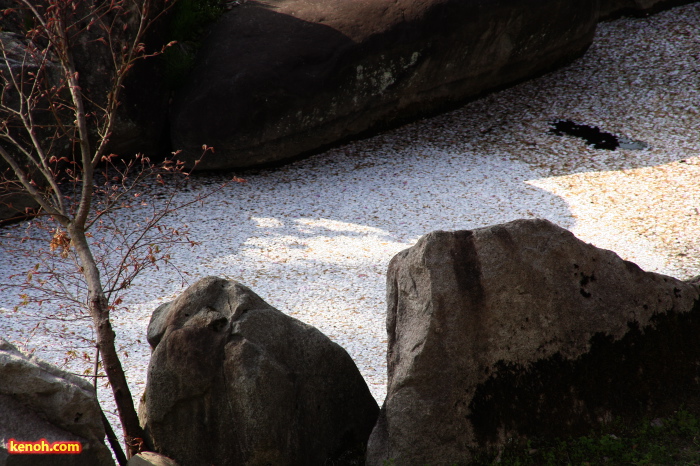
[
  {"x1": 1, "y1": 0, "x2": 205, "y2": 457},
  {"x1": 0, "y1": 145, "x2": 67, "y2": 222}
]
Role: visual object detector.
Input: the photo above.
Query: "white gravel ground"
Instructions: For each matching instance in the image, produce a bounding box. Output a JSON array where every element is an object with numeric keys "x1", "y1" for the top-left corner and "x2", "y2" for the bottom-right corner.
[{"x1": 1, "y1": 3, "x2": 699, "y2": 438}]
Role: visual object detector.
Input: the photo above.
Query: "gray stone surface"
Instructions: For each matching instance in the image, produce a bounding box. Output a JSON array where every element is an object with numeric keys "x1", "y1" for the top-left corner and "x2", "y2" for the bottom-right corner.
[
  {"x1": 0, "y1": 338, "x2": 114, "y2": 466},
  {"x1": 127, "y1": 451, "x2": 179, "y2": 466},
  {"x1": 141, "y1": 277, "x2": 379, "y2": 466},
  {"x1": 145, "y1": 302, "x2": 171, "y2": 350},
  {"x1": 366, "y1": 218, "x2": 700, "y2": 465},
  {"x1": 170, "y1": 0, "x2": 598, "y2": 170}
]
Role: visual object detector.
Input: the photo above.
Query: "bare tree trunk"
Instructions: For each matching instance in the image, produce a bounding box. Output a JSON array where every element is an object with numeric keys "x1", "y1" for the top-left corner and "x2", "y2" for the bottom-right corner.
[
  {"x1": 70, "y1": 225, "x2": 145, "y2": 458},
  {"x1": 1, "y1": 0, "x2": 186, "y2": 459},
  {"x1": 95, "y1": 348, "x2": 128, "y2": 466},
  {"x1": 101, "y1": 410, "x2": 128, "y2": 466}
]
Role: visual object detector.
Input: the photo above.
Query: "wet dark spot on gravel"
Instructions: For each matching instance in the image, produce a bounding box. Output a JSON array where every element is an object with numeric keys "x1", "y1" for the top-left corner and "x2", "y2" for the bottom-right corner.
[
  {"x1": 550, "y1": 120, "x2": 620, "y2": 150},
  {"x1": 549, "y1": 120, "x2": 648, "y2": 151}
]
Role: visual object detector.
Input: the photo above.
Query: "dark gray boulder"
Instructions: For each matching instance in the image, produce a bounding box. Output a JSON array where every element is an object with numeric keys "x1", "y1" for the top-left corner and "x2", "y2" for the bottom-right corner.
[
  {"x1": 0, "y1": 6, "x2": 170, "y2": 162},
  {"x1": 600, "y1": 0, "x2": 698, "y2": 19},
  {"x1": 127, "y1": 451, "x2": 179, "y2": 466},
  {"x1": 140, "y1": 277, "x2": 379, "y2": 466},
  {"x1": 0, "y1": 12, "x2": 169, "y2": 224},
  {"x1": 170, "y1": 0, "x2": 598, "y2": 170},
  {"x1": 0, "y1": 338, "x2": 114, "y2": 466},
  {"x1": 0, "y1": 32, "x2": 59, "y2": 224},
  {"x1": 366, "y1": 218, "x2": 700, "y2": 465}
]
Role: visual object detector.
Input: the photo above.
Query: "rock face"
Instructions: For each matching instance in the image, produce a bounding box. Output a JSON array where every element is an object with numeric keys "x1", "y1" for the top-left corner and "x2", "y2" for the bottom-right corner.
[
  {"x1": 0, "y1": 13, "x2": 169, "y2": 224},
  {"x1": 170, "y1": 0, "x2": 598, "y2": 170},
  {"x1": 0, "y1": 191, "x2": 37, "y2": 225},
  {"x1": 0, "y1": 339, "x2": 114, "y2": 466},
  {"x1": 127, "y1": 451, "x2": 179, "y2": 466},
  {"x1": 599, "y1": 0, "x2": 697, "y2": 19},
  {"x1": 0, "y1": 7, "x2": 170, "y2": 162},
  {"x1": 140, "y1": 277, "x2": 379, "y2": 466},
  {"x1": 366, "y1": 219, "x2": 700, "y2": 465},
  {"x1": 0, "y1": 32, "x2": 59, "y2": 224}
]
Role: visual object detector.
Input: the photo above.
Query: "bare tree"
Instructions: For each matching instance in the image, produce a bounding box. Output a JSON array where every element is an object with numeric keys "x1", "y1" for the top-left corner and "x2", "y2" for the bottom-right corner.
[
  {"x1": 0, "y1": 0, "x2": 228, "y2": 460},
  {"x1": 1, "y1": 150, "x2": 221, "y2": 462}
]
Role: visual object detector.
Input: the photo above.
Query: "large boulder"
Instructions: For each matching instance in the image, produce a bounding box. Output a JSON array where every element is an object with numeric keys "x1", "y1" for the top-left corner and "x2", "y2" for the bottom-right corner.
[
  {"x1": 170, "y1": 0, "x2": 598, "y2": 170},
  {"x1": 366, "y1": 219, "x2": 700, "y2": 465},
  {"x1": 0, "y1": 338, "x2": 114, "y2": 466},
  {"x1": 140, "y1": 277, "x2": 379, "y2": 466}
]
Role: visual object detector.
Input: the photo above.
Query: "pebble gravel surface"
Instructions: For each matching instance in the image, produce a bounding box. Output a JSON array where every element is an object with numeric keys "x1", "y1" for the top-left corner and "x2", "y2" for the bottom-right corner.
[{"x1": 1, "y1": 3, "x2": 699, "y2": 436}]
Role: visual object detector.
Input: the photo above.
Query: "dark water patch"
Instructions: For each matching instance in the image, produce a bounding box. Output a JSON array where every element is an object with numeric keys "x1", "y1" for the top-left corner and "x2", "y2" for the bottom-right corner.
[
  {"x1": 550, "y1": 120, "x2": 647, "y2": 151},
  {"x1": 550, "y1": 120, "x2": 619, "y2": 150}
]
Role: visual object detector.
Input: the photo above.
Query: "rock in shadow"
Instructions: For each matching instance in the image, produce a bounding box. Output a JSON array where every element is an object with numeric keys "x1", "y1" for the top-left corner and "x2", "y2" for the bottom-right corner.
[
  {"x1": 141, "y1": 277, "x2": 379, "y2": 466},
  {"x1": 0, "y1": 338, "x2": 114, "y2": 465},
  {"x1": 170, "y1": 0, "x2": 599, "y2": 170}
]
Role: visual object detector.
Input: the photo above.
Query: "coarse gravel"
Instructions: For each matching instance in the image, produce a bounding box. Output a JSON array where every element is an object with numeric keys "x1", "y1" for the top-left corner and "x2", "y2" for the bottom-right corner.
[{"x1": 1, "y1": 3, "x2": 699, "y2": 438}]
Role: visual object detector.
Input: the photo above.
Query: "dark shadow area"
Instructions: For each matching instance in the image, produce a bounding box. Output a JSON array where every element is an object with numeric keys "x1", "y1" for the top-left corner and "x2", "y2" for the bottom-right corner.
[
  {"x1": 550, "y1": 120, "x2": 621, "y2": 150},
  {"x1": 549, "y1": 120, "x2": 649, "y2": 151},
  {"x1": 469, "y1": 298, "x2": 700, "y2": 448},
  {"x1": 599, "y1": 0, "x2": 700, "y2": 21}
]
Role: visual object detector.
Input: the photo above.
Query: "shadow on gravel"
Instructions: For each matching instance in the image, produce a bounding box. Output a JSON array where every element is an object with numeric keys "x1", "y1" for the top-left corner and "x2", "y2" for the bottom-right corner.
[{"x1": 549, "y1": 120, "x2": 648, "y2": 151}]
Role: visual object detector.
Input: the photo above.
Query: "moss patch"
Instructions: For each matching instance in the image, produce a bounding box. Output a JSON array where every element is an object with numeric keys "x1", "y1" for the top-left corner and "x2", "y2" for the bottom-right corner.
[
  {"x1": 473, "y1": 409, "x2": 700, "y2": 466},
  {"x1": 469, "y1": 299, "x2": 700, "y2": 447}
]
